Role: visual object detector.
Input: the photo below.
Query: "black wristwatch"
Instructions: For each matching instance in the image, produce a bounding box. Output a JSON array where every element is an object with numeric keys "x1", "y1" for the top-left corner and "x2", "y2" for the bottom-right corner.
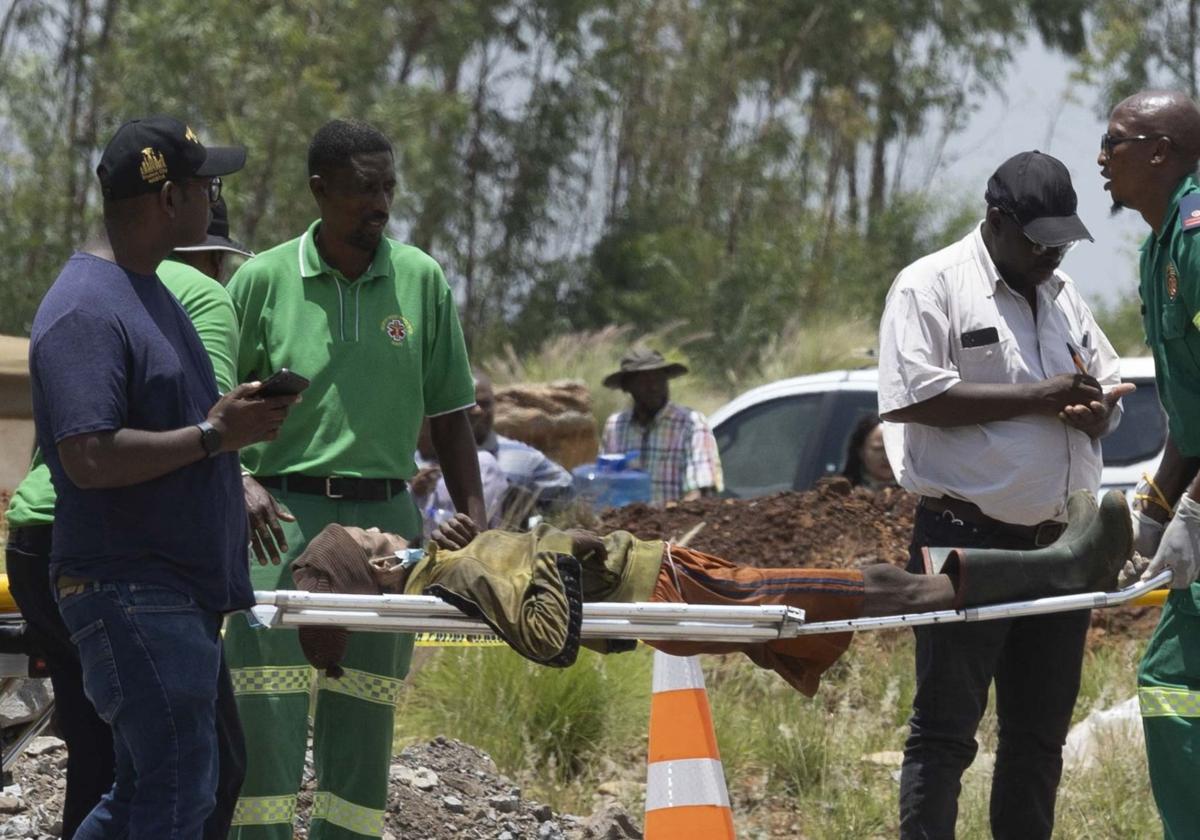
[{"x1": 196, "y1": 420, "x2": 222, "y2": 457}]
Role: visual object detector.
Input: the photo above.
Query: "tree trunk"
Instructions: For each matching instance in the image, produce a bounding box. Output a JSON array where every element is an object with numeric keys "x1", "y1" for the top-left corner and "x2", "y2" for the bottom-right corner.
[{"x1": 1190, "y1": 0, "x2": 1198, "y2": 99}]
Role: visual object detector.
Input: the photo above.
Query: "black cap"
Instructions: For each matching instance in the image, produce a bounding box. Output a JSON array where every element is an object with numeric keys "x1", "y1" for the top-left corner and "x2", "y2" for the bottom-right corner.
[
  {"x1": 985, "y1": 151, "x2": 1093, "y2": 247},
  {"x1": 96, "y1": 116, "x2": 246, "y2": 201},
  {"x1": 173, "y1": 198, "x2": 254, "y2": 258}
]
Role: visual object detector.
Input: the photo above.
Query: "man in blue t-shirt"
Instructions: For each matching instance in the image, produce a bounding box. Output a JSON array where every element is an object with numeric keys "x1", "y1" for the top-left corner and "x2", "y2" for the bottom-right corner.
[{"x1": 28, "y1": 116, "x2": 298, "y2": 840}]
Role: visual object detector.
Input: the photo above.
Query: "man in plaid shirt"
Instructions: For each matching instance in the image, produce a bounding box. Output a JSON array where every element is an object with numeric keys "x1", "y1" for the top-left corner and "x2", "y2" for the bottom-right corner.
[{"x1": 600, "y1": 348, "x2": 724, "y2": 503}]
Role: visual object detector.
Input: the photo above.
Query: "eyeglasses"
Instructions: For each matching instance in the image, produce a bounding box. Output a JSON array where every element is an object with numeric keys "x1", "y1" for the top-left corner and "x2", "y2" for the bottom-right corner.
[
  {"x1": 1100, "y1": 132, "x2": 1165, "y2": 157},
  {"x1": 996, "y1": 206, "x2": 1078, "y2": 257},
  {"x1": 170, "y1": 176, "x2": 222, "y2": 203}
]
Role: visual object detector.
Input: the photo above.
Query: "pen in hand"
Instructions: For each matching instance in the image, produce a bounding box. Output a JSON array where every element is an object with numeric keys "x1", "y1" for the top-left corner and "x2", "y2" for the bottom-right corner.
[{"x1": 1066, "y1": 342, "x2": 1088, "y2": 377}]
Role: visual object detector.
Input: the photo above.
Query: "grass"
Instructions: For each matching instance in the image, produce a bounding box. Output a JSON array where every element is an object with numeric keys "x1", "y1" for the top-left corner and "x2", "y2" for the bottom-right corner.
[{"x1": 395, "y1": 633, "x2": 1161, "y2": 838}]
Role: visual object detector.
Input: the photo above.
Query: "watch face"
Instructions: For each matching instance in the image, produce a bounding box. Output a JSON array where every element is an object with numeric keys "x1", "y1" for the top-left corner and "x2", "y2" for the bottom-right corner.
[{"x1": 200, "y1": 423, "x2": 221, "y2": 455}]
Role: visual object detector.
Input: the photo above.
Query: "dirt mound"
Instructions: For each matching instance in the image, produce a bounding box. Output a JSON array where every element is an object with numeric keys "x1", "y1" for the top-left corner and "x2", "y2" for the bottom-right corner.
[
  {"x1": 3, "y1": 735, "x2": 642, "y2": 840},
  {"x1": 595, "y1": 478, "x2": 1161, "y2": 641},
  {"x1": 597, "y1": 478, "x2": 915, "y2": 569},
  {"x1": 494, "y1": 381, "x2": 599, "y2": 470}
]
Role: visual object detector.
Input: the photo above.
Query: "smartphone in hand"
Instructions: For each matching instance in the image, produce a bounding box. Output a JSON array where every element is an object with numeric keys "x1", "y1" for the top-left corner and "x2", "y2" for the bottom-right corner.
[{"x1": 256, "y1": 368, "x2": 310, "y2": 397}]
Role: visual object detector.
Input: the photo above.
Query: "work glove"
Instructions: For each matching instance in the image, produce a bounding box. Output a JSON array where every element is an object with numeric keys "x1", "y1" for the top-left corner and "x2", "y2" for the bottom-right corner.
[
  {"x1": 1143, "y1": 493, "x2": 1200, "y2": 589},
  {"x1": 1132, "y1": 509, "x2": 1166, "y2": 558}
]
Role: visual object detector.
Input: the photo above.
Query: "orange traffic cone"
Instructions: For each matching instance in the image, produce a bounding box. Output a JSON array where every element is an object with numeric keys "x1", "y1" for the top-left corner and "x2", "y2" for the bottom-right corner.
[{"x1": 644, "y1": 651, "x2": 736, "y2": 838}]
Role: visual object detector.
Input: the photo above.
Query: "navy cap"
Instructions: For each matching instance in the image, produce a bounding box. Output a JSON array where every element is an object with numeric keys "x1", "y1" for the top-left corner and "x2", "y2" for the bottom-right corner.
[
  {"x1": 97, "y1": 116, "x2": 246, "y2": 201},
  {"x1": 985, "y1": 151, "x2": 1093, "y2": 247},
  {"x1": 173, "y1": 198, "x2": 254, "y2": 258}
]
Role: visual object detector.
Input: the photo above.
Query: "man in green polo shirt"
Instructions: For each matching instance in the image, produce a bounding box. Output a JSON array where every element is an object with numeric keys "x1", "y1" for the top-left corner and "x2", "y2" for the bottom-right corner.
[
  {"x1": 1100, "y1": 89, "x2": 1200, "y2": 838},
  {"x1": 223, "y1": 119, "x2": 485, "y2": 840},
  {"x1": 4, "y1": 199, "x2": 255, "y2": 840}
]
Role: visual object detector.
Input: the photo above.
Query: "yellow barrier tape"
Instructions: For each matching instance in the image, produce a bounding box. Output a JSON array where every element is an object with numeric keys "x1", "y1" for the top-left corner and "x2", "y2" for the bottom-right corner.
[
  {"x1": 413, "y1": 631, "x2": 507, "y2": 647},
  {"x1": 1131, "y1": 589, "x2": 1169, "y2": 608},
  {"x1": 0, "y1": 574, "x2": 18, "y2": 613}
]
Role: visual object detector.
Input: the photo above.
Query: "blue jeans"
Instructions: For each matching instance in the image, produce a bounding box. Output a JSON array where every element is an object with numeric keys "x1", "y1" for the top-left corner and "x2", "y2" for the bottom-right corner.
[
  {"x1": 58, "y1": 581, "x2": 224, "y2": 840},
  {"x1": 898, "y1": 506, "x2": 1090, "y2": 840}
]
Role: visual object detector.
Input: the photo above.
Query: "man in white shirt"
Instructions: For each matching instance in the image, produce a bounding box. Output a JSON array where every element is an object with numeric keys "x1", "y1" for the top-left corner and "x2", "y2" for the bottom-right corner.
[{"x1": 878, "y1": 150, "x2": 1131, "y2": 840}]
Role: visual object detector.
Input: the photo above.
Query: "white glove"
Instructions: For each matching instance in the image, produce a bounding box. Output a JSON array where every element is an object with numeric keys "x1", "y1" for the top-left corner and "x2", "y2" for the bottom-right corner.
[
  {"x1": 1132, "y1": 509, "x2": 1167, "y2": 558},
  {"x1": 1144, "y1": 493, "x2": 1200, "y2": 589}
]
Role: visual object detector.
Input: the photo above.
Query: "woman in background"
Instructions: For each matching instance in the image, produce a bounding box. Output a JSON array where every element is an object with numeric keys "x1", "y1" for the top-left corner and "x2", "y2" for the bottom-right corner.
[{"x1": 842, "y1": 414, "x2": 895, "y2": 488}]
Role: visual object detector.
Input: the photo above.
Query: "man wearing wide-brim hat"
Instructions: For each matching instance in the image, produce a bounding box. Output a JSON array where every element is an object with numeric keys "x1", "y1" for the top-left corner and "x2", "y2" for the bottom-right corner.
[{"x1": 599, "y1": 347, "x2": 723, "y2": 504}]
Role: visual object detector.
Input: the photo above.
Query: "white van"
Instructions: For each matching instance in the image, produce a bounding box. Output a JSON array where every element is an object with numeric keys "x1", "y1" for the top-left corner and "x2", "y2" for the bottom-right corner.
[{"x1": 710, "y1": 358, "x2": 1165, "y2": 499}]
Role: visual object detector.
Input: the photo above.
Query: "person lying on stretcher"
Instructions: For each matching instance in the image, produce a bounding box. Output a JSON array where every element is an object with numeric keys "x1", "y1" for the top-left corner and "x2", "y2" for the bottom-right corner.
[{"x1": 290, "y1": 489, "x2": 1132, "y2": 696}]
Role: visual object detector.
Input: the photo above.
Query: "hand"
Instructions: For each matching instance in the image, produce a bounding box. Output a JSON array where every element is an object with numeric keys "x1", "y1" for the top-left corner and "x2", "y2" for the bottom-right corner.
[
  {"x1": 1143, "y1": 493, "x2": 1200, "y2": 588},
  {"x1": 410, "y1": 465, "x2": 442, "y2": 498},
  {"x1": 1132, "y1": 508, "x2": 1167, "y2": 558},
  {"x1": 1035, "y1": 372, "x2": 1104, "y2": 415},
  {"x1": 208, "y1": 383, "x2": 301, "y2": 452},
  {"x1": 1058, "y1": 382, "x2": 1136, "y2": 438},
  {"x1": 432, "y1": 512, "x2": 479, "y2": 550},
  {"x1": 243, "y1": 475, "x2": 295, "y2": 565},
  {"x1": 1118, "y1": 554, "x2": 1151, "y2": 589}
]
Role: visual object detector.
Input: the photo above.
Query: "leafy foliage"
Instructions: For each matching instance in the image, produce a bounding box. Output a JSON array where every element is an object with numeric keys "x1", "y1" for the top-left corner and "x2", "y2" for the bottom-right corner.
[{"x1": 1, "y1": 0, "x2": 1090, "y2": 370}]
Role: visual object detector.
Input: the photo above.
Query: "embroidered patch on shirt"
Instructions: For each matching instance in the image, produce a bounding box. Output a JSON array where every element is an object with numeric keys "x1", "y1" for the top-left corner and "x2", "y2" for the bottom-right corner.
[
  {"x1": 1180, "y1": 194, "x2": 1200, "y2": 231},
  {"x1": 382, "y1": 314, "x2": 413, "y2": 345}
]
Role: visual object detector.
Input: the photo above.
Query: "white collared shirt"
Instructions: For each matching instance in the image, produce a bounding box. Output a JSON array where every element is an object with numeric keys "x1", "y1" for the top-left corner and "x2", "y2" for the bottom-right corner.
[{"x1": 877, "y1": 223, "x2": 1123, "y2": 526}]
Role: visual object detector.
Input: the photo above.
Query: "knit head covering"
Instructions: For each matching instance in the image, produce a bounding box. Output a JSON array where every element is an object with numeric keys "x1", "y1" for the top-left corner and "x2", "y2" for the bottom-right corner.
[{"x1": 292, "y1": 524, "x2": 380, "y2": 678}]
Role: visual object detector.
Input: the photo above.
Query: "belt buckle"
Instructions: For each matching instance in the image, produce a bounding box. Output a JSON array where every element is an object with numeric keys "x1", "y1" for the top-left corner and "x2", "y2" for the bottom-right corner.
[{"x1": 325, "y1": 477, "x2": 344, "y2": 500}]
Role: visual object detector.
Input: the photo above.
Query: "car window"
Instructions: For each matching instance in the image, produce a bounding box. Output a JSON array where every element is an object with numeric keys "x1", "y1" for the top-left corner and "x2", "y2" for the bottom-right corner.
[
  {"x1": 714, "y1": 393, "x2": 826, "y2": 498},
  {"x1": 812, "y1": 390, "x2": 882, "y2": 481},
  {"x1": 1102, "y1": 379, "x2": 1167, "y2": 467}
]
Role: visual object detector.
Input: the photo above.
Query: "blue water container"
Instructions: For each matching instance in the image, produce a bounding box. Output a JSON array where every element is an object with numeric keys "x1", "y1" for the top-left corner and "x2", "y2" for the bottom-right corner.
[{"x1": 572, "y1": 452, "x2": 652, "y2": 509}]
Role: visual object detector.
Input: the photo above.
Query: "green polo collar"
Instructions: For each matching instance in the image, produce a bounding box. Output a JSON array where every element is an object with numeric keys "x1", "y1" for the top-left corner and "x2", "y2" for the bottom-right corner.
[
  {"x1": 298, "y1": 219, "x2": 393, "y2": 283},
  {"x1": 1150, "y1": 174, "x2": 1200, "y2": 247}
]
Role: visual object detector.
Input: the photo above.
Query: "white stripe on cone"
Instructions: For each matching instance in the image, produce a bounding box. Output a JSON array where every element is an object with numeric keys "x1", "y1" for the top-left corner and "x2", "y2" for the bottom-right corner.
[
  {"x1": 645, "y1": 758, "x2": 732, "y2": 811},
  {"x1": 651, "y1": 650, "x2": 706, "y2": 693}
]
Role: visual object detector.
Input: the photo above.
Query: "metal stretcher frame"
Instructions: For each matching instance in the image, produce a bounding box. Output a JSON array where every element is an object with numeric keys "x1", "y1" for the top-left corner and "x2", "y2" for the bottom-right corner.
[
  {"x1": 252, "y1": 571, "x2": 1173, "y2": 642},
  {"x1": 0, "y1": 573, "x2": 1176, "y2": 772}
]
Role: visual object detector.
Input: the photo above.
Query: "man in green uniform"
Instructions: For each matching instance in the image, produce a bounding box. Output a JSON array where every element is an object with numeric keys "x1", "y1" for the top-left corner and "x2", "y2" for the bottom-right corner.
[
  {"x1": 4, "y1": 196, "x2": 255, "y2": 839},
  {"x1": 1099, "y1": 89, "x2": 1200, "y2": 838},
  {"x1": 224, "y1": 118, "x2": 485, "y2": 840}
]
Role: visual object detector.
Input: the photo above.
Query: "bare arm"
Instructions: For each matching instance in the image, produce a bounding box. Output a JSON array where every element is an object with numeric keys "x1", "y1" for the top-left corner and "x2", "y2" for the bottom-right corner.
[
  {"x1": 429, "y1": 409, "x2": 486, "y2": 527},
  {"x1": 57, "y1": 384, "x2": 297, "y2": 489},
  {"x1": 881, "y1": 374, "x2": 1104, "y2": 427}
]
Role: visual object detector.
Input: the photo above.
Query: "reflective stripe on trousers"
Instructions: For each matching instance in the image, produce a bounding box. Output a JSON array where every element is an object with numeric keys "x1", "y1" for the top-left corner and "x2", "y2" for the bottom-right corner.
[
  {"x1": 231, "y1": 666, "x2": 313, "y2": 695},
  {"x1": 1140, "y1": 686, "x2": 1200, "y2": 718},
  {"x1": 317, "y1": 667, "x2": 405, "y2": 706},
  {"x1": 232, "y1": 794, "x2": 296, "y2": 826},
  {"x1": 312, "y1": 791, "x2": 386, "y2": 837}
]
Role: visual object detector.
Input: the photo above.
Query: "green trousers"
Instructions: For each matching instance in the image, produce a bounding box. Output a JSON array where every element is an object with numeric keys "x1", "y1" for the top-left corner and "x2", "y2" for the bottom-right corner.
[
  {"x1": 225, "y1": 489, "x2": 419, "y2": 840},
  {"x1": 1139, "y1": 586, "x2": 1200, "y2": 840}
]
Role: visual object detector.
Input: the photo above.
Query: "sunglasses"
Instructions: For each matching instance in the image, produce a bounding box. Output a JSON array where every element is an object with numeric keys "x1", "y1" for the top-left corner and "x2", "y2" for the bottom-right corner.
[
  {"x1": 997, "y1": 207, "x2": 1078, "y2": 258},
  {"x1": 1100, "y1": 132, "x2": 1166, "y2": 157}
]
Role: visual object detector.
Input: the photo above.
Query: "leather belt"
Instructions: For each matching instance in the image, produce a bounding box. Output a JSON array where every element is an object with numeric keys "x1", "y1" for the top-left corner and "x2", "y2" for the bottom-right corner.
[
  {"x1": 919, "y1": 496, "x2": 1066, "y2": 547},
  {"x1": 56, "y1": 575, "x2": 94, "y2": 599},
  {"x1": 257, "y1": 475, "x2": 407, "y2": 502}
]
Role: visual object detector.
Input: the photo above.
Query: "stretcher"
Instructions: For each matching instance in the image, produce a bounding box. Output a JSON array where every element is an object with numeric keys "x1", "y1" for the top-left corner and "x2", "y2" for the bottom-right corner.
[
  {"x1": 0, "y1": 571, "x2": 1175, "y2": 774},
  {"x1": 250, "y1": 570, "x2": 1173, "y2": 641}
]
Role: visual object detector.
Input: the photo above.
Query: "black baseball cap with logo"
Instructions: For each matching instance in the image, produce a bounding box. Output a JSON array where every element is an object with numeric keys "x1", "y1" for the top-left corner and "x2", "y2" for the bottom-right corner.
[
  {"x1": 984, "y1": 150, "x2": 1093, "y2": 247},
  {"x1": 96, "y1": 116, "x2": 246, "y2": 201}
]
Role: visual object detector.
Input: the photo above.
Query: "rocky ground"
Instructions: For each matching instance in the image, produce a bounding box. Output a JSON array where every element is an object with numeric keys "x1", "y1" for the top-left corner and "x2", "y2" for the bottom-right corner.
[{"x1": 2, "y1": 735, "x2": 642, "y2": 839}]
